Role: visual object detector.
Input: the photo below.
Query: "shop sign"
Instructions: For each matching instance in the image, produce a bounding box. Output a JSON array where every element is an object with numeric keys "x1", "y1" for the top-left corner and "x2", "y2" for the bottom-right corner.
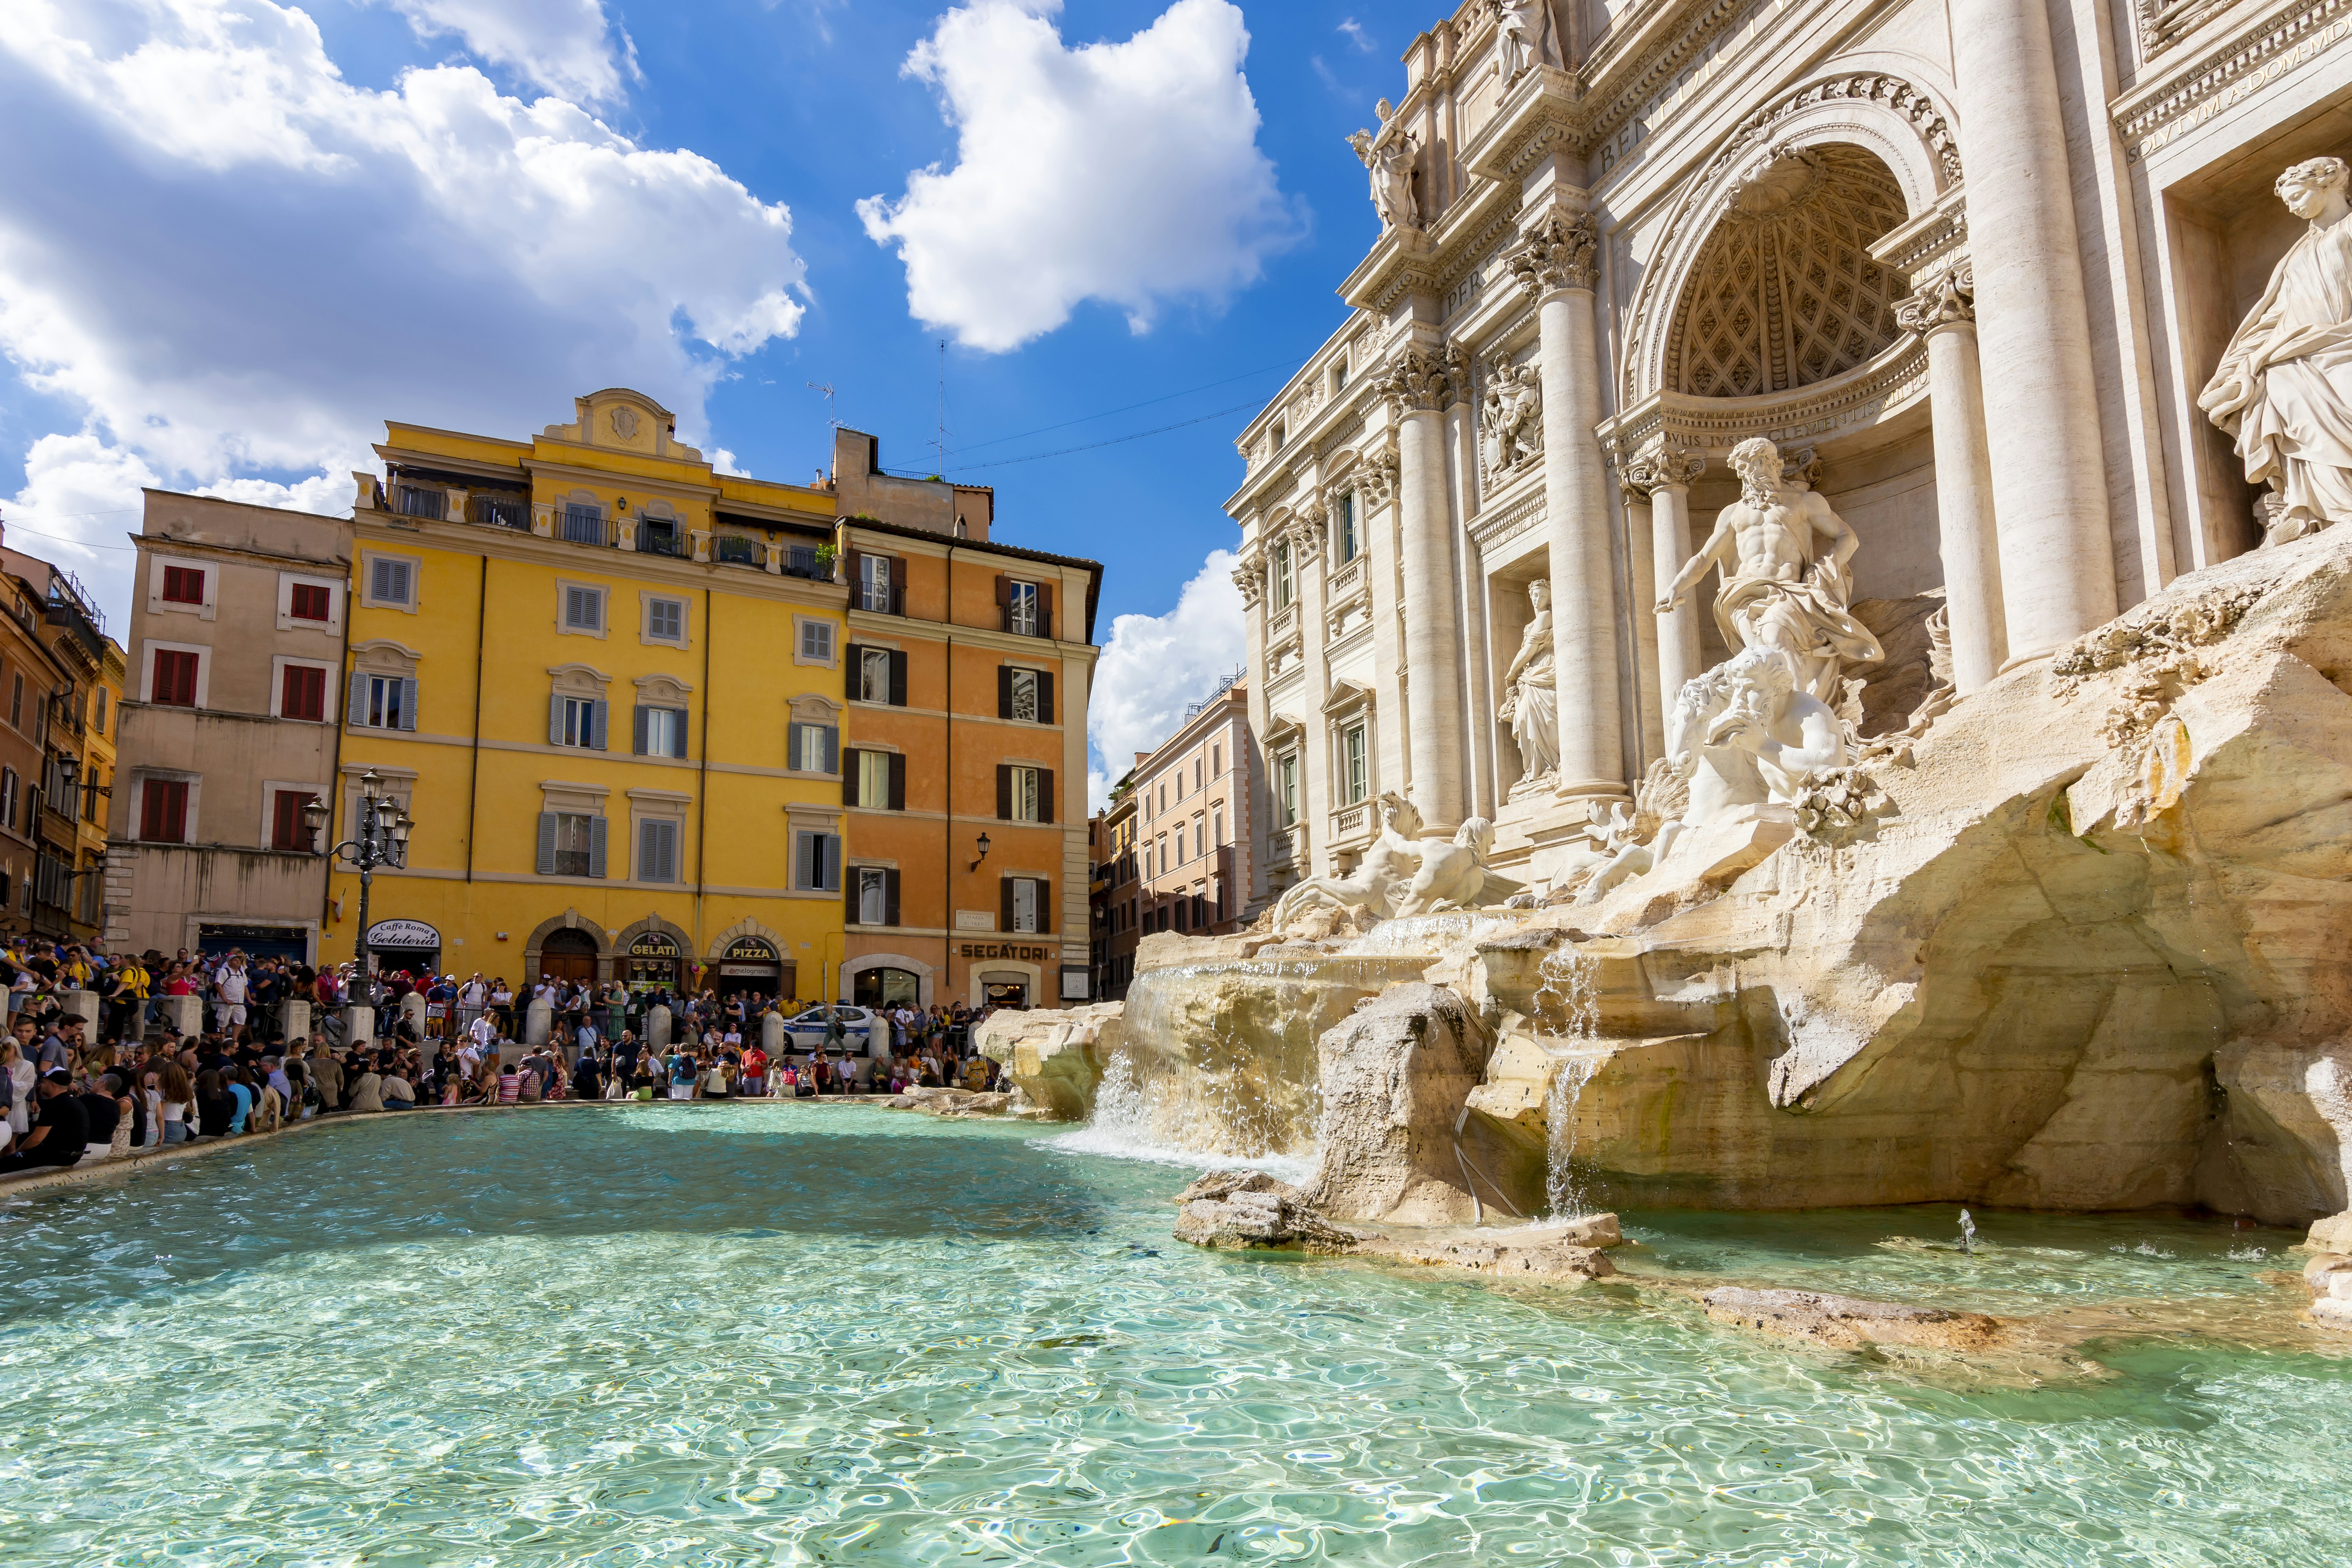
[
  {"x1": 366, "y1": 918, "x2": 440, "y2": 948},
  {"x1": 957, "y1": 943, "x2": 1052, "y2": 962},
  {"x1": 717, "y1": 962, "x2": 775, "y2": 977},
  {"x1": 629, "y1": 932, "x2": 681, "y2": 958},
  {"x1": 722, "y1": 936, "x2": 779, "y2": 963}
]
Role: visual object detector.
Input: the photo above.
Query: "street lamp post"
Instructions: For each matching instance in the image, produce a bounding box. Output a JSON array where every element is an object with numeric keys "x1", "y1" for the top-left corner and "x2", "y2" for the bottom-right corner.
[{"x1": 306, "y1": 770, "x2": 412, "y2": 1011}]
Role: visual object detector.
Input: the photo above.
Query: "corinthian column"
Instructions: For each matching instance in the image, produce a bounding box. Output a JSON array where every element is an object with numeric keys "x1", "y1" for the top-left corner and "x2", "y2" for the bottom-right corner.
[
  {"x1": 1949, "y1": 7, "x2": 2118, "y2": 663},
  {"x1": 1380, "y1": 348, "x2": 1466, "y2": 831},
  {"x1": 1626, "y1": 445, "x2": 1706, "y2": 711},
  {"x1": 1511, "y1": 209, "x2": 1625, "y2": 799},
  {"x1": 1895, "y1": 268, "x2": 2007, "y2": 692}
]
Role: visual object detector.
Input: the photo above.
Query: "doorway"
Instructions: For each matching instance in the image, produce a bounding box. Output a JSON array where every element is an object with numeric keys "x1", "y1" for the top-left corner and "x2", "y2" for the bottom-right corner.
[
  {"x1": 853, "y1": 967, "x2": 920, "y2": 1010},
  {"x1": 537, "y1": 928, "x2": 599, "y2": 985}
]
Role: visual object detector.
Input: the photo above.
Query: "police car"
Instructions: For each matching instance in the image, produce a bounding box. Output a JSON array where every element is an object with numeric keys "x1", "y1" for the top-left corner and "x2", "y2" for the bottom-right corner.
[{"x1": 777, "y1": 1004, "x2": 882, "y2": 1055}]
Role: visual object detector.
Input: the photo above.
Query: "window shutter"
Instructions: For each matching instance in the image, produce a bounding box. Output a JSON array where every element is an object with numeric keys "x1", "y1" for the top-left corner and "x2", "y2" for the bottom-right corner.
[
  {"x1": 996, "y1": 764, "x2": 1012, "y2": 820},
  {"x1": 1039, "y1": 671, "x2": 1055, "y2": 725},
  {"x1": 536, "y1": 813, "x2": 557, "y2": 875},
  {"x1": 1039, "y1": 581, "x2": 1055, "y2": 640},
  {"x1": 822, "y1": 725, "x2": 839, "y2": 775},
  {"x1": 549, "y1": 693, "x2": 564, "y2": 745},
  {"x1": 787, "y1": 721, "x2": 804, "y2": 767},
  {"x1": 843, "y1": 646, "x2": 860, "y2": 702},
  {"x1": 889, "y1": 554, "x2": 906, "y2": 610},
  {"x1": 845, "y1": 869, "x2": 858, "y2": 923},
  {"x1": 588, "y1": 815, "x2": 608, "y2": 878},
  {"x1": 349, "y1": 672, "x2": 368, "y2": 727},
  {"x1": 888, "y1": 752, "x2": 906, "y2": 811},
  {"x1": 671, "y1": 708, "x2": 689, "y2": 759},
  {"x1": 998, "y1": 665, "x2": 1013, "y2": 719},
  {"x1": 844, "y1": 550, "x2": 862, "y2": 602},
  {"x1": 399, "y1": 678, "x2": 418, "y2": 731},
  {"x1": 884, "y1": 869, "x2": 900, "y2": 928},
  {"x1": 633, "y1": 704, "x2": 649, "y2": 755},
  {"x1": 590, "y1": 699, "x2": 608, "y2": 751},
  {"x1": 1039, "y1": 769, "x2": 1055, "y2": 824},
  {"x1": 995, "y1": 573, "x2": 1011, "y2": 631},
  {"x1": 1034, "y1": 878, "x2": 1051, "y2": 935},
  {"x1": 1000, "y1": 877, "x2": 1014, "y2": 933},
  {"x1": 794, "y1": 831, "x2": 809, "y2": 889},
  {"x1": 888, "y1": 650, "x2": 908, "y2": 707},
  {"x1": 841, "y1": 750, "x2": 858, "y2": 807}
]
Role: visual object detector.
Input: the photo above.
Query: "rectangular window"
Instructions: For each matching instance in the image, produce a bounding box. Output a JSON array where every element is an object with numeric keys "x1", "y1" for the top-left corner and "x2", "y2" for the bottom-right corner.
[
  {"x1": 1007, "y1": 580, "x2": 1039, "y2": 637},
  {"x1": 1011, "y1": 877, "x2": 1040, "y2": 934},
  {"x1": 368, "y1": 557, "x2": 414, "y2": 607},
  {"x1": 561, "y1": 503, "x2": 604, "y2": 544},
  {"x1": 1271, "y1": 541, "x2": 1293, "y2": 610},
  {"x1": 1213, "y1": 806, "x2": 1223, "y2": 846},
  {"x1": 8, "y1": 674, "x2": 18, "y2": 730},
  {"x1": 281, "y1": 663, "x2": 326, "y2": 722},
  {"x1": 0, "y1": 769, "x2": 17, "y2": 830},
  {"x1": 1345, "y1": 724, "x2": 1368, "y2": 805},
  {"x1": 141, "y1": 779, "x2": 188, "y2": 843},
  {"x1": 1332, "y1": 358, "x2": 1348, "y2": 394},
  {"x1": 639, "y1": 518, "x2": 681, "y2": 557},
  {"x1": 646, "y1": 597, "x2": 683, "y2": 642},
  {"x1": 1194, "y1": 758, "x2": 1202, "y2": 792},
  {"x1": 858, "y1": 646, "x2": 893, "y2": 704},
  {"x1": 152, "y1": 649, "x2": 199, "y2": 708},
  {"x1": 359, "y1": 674, "x2": 413, "y2": 730},
  {"x1": 558, "y1": 697, "x2": 600, "y2": 748},
  {"x1": 162, "y1": 566, "x2": 205, "y2": 605},
  {"x1": 1009, "y1": 668, "x2": 1038, "y2": 722},
  {"x1": 1212, "y1": 743, "x2": 1221, "y2": 777},
  {"x1": 290, "y1": 583, "x2": 332, "y2": 621},
  {"x1": 1278, "y1": 754, "x2": 1299, "y2": 826},
  {"x1": 794, "y1": 829, "x2": 842, "y2": 892},
  {"x1": 856, "y1": 750, "x2": 893, "y2": 809},
  {"x1": 91, "y1": 687, "x2": 106, "y2": 737},
  {"x1": 1336, "y1": 491, "x2": 1358, "y2": 563},
  {"x1": 1174, "y1": 825, "x2": 1185, "y2": 864},
  {"x1": 637, "y1": 706, "x2": 686, "y2": 758},
  {"x1": 1010, "y1": 766, "x2": 1042, "y2": 823},
  {"x1": 800, "y1": 621, "x2": 833, "y2": 662},
  {"x1": 857, "y1": 866, "x2": 888, "y2": 926},
  {"x1": 638, "y1": 818, "x2": 679, "y2": 884},
  {"x1": 858, "y1": 554, "x2": 893, "y2": 613},
  {"x1": 563, "y1": 585, "x2": 604, "y2": 632},
  {"x1": 789, "y1": 722, "x2": 838, "y2": 774},
  {"x1": 271, "y1": 789, "x2": 317, "y2": 852},
  {"x1": 551, "y1": 811, "x2": 596, "y2": 877}
]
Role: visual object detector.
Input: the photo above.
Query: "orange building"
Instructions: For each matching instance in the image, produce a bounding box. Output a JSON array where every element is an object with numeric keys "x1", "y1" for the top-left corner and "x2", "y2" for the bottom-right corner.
[{"x1": 828, "y1": 431, "x2": 1102, "y2": 1010}]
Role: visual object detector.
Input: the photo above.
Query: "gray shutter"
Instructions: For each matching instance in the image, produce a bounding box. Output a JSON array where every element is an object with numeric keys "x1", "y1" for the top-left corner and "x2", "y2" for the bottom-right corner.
[
  {"x1": 787, "y1": 722, "x2": 804, "y2": 768},
  {"x1": 549, "y1": 693, "x2": 564, "y2": 745},
  {"x1": 536, "y1": 813, "x2": 557, "y2": 875},
  {"x1": 588, "y1": 815, "x2": 608, "y2": 878},
  {"x1": 841, "y1": 750, "x2": 858, "y2": 806},
  {"x1": 888, "y1": 752, "x2": 905, "y2": 811},
  {"x1": 822, "y1": 834, "x2": 840, "y2": 891},
  {"x1": 348, "y1": 672, "x2": 368, "y2": 728},
  {"x1": 888, "y1": 650, "x2": 908, "y2": 707},
  {"x1": 1039, "y1": 769, "x2": 1055, "y2": 824},
  {"x1": 591, "y1": 700, "x2": 609, "y2": 751},
  {"x1": 633, "y1": 704, "x2": 649, "y2": 755},
  {"x1": 398, "y1": 677, "x2": 418, "y2": 731},
  {"x1": 884, "y1": 869, "x2": 900, "y2": 928},
  {"x1": 793, "y1": 831, "x2": 808, "y2": 889},
  {"x1": 822, "y1": 726, "x2": 839, "y2": 775},
  {"x1": 998, "y1": 665, "x2": 1013, "y2": 719},
  {"x1": 671, "y1": 709, "x2": 689, "y2": 759}
]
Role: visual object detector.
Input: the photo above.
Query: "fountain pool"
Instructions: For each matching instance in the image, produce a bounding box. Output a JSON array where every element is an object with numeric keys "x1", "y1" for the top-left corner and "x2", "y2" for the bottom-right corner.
[{"x1": 2, "y1": 1106, "x2": 2344, "y2": 1565}]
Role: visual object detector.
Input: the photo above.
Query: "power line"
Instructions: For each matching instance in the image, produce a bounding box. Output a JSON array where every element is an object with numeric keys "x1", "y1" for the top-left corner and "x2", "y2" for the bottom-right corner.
[
  {"x1": 942, "y1": 397, "x2": 1267, "y2": 473},
  {"x1": 952, "y1": 351, "x2": 1318, "y2": 455},
  {"x1": 0, "y1": 515, "x2": 140, "y2": 552}
]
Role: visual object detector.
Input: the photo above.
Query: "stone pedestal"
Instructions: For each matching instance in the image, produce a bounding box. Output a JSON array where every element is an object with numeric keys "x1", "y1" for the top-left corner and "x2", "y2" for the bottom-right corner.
[
  {"x1": 648, "y1": 1004, "x2": 673, "y2": 1049},
  {"x1": 280, "y1": 999, "x2": 312, "y2": 1043},
  {"x1": 400, "y1": 991, "x2": 427, "y2": 1038},
  {"x1": 160, "y1": 995, "x2": 203, "y2": 1038},
  {"x1": 763, "y1": 1010, "x2": 785, "y2": 1053},
  {"x1": 59, "y1": 989, "x2": 100, "y2": 1033},
  {"x1": 341, "y1": 1004, "x2": 375, "y2": 1048},
  {"x1": 1950, "y1": 2, "x2": 2118, "y2": 663},
  {"x1": 523, "y1": 998, "x2": 552, "y2": 1047}
]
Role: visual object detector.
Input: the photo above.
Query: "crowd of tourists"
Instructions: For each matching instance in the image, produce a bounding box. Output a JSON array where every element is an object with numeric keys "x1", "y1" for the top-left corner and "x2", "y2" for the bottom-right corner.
[{"x1": 0, "y1": 937, "x2": 1009, "y2": 1179}]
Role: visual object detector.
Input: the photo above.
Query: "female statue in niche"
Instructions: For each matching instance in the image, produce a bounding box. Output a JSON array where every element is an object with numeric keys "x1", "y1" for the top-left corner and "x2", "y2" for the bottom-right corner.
[{"x1": 1498, "y1": 578, "x2": 1558, "y2": 795}]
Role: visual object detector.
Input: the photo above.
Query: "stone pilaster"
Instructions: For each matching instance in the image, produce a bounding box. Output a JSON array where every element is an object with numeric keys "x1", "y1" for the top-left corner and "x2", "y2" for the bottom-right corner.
[
  {"x1": 1895, "y1": 267, "x2": 2008, "y2": 692},
  {"x1": 1950, "y1": 7, "x2": 2118, "y2": 664},
  {"x1": 1445, "y1": 353, "x2": 1495, "y2": 820},
  {"x1": 1379, "y1": 346, "x2": 1467, "y2": 831},
  {"x1": 1512, "y1": 207, "x2": 1626, "y2": 799},
  {"x1": 1624, "y1": 445, "x2": 1707, "y2": 722}
]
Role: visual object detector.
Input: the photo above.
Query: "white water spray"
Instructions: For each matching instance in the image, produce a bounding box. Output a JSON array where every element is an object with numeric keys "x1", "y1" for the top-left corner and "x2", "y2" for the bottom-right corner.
[{"x1": 1534, "y1": 945, "x2": 1604, "y2": 1219}]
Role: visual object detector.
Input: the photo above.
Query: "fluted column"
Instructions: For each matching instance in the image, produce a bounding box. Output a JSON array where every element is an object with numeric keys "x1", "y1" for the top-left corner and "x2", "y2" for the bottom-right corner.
[
  {"x1": 1950, "y1": 5, "x2": 2117, "y2": 663},
  {"x1": 1896, "y1": 267, "x2": 2007, "y2": 692},
  {"x1": 1626, "y1": 446, "x2": 1706, "y2": 714},
  {"x1": 1512, "y1": 209, "x2": 1625, "y2": 798},
  {"x1": 1381, "y1": 348, "x2": 1467, "y2": 832}
]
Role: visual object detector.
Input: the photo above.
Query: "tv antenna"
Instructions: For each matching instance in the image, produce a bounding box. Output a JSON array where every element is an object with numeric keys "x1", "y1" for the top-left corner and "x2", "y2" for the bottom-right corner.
[
  {"x1": 931, "y1": 339, "x2": 951, "y2": 474},
  {"x1": 806, "y1": 381, "x2": 838, "y2": 427}
]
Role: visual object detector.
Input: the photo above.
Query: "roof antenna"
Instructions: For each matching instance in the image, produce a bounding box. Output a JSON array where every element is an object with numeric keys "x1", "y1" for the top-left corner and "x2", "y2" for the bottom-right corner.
[
  {"x1": 806, "y1": 381, "x2": 837, "y2": 427},
  {"x1": 932, "y1": 339, "x2": 950, "y2": 475}
]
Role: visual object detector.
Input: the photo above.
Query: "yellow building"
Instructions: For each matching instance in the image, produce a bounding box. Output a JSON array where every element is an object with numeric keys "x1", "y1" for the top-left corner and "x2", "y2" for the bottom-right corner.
[{"x1": 326, "y1": 387, "x2": 849, "y2": 1001}]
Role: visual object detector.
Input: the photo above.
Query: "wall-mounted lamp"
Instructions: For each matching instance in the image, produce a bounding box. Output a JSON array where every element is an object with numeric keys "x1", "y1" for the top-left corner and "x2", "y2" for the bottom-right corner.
[{"x1": 968, "y1": 831, "x2": 991, "y2": 873}]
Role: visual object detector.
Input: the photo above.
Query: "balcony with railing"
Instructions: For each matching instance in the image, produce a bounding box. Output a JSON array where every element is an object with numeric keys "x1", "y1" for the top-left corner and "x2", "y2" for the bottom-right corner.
[
  {"x1": 852, "y1": 578, "x2": 906, "y2": 616},
  {"x1": 558, "y1": 504, "x2": 609, "y2": 546}
]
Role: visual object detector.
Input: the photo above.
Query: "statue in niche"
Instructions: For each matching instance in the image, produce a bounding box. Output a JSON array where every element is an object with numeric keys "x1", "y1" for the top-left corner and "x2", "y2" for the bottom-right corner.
[
  {"x1": 2199, "y1": 156, "x2": 2352, "y2": 548},
  {"x1": 1491, "y1": 0, "x2": 1556, "y2": 81},
  {"x1": 1496, "y1": 578, "x2": 1558, "y2": 795},
  {"x1": 1655, "y1": 435, "x2": 1882, "y2": 706},
  {"x1": 1480, "y1": 359, "x2": 1542, "y2": 484},
  {"x1": 1347, "y1": 100, "x2": 1420, "y2": 232}
]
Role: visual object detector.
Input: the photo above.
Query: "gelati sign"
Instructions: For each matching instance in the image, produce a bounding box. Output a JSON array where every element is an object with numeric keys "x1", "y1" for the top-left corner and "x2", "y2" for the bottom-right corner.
[
  {"x1": 629, "y1": 932, "x2": 681, "y2": 958},
  {"x1": 366, "y1": 918, "x2": 439, "y2": 948}
]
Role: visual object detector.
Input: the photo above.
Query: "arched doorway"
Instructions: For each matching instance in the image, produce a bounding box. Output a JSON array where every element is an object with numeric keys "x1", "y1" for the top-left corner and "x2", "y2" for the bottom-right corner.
[
  {"x1": 625, "y1": 930, "x2": 682, "y2": 994},
  {"x1": 853, "y1": 966, "x2": 920, "y2": 1010},
  {"x1": 538, "y1": 927, "x2": 599, "y2": 985}
]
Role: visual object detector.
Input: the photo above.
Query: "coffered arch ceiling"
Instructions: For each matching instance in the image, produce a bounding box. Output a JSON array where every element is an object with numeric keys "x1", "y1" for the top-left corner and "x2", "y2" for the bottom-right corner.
[{"x1": 1665, "y1": 144, "x2": 1909, "y2": 399}]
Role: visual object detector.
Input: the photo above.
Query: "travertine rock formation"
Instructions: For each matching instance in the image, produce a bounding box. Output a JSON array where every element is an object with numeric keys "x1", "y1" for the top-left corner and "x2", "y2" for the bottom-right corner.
[
  {"x1": 1305, "y1": 984, "x2": 1492, "y2": 1225},
  {"x1": 1701, "y1": 1288, "x2": 2007, "y2": 1352}
]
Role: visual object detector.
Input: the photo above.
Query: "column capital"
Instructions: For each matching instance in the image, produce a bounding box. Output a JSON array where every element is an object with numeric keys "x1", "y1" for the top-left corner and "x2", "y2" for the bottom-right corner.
[
  {"x1": 1360, "y1": 440, "x2": 1401, "y2": 506},
  {"x1": 1379, "y1": 346, "x2": 1458, "y2": 417},
  {"x1": 1230, "y1": 548, "x2": 1265, "y2": 608},
  {"x1": 1617, "y1": 443, "x2": 1705, "y2": 498},
  {"x1": 1894, "y1": 264, "x2": 1975, "y2": 336},
  {"x1": 1509, "y1": 207, "x2": 1598, "y2": 299}
]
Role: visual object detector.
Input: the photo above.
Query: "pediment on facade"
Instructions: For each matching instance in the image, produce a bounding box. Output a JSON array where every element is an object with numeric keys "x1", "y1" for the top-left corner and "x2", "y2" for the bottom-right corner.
[
  {"x1": 541, "y1": 388, "x2": 704, "y2": 464},
  {"x1": 1321, "y1": 678, "x2": 1376, "y2": 716}
]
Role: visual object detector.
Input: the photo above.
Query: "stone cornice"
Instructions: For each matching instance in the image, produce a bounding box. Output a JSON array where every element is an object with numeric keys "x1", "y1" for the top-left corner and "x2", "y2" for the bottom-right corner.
[
  {"x1": 1579, "y1": 0, "x2": 1769, "y2": 149},
  {"x1": 1597, "y1": 334, "x2": 1930, "y2": 456},
  {"x1": 1459, "y1": 64, "x2": 1585, "y2": 182},
  {"x1": 2111, "y1": 0, "x2": 2352, "y2": 160},
  {"x1": 1866, "y1": 182, "x2": 1969, "y2": 278}
]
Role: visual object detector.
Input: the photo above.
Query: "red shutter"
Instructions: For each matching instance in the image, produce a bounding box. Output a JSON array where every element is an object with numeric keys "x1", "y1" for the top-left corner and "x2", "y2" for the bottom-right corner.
[
  {"x1": 142, "y1": 780, "x2": 187, "y2": 843},
  {"x1": 281, "y1": 664, "x2": 325, "y2": 722},
  {"x1": 153, "y1": 649, "x2": 198, "y2": 707},
  {"x1": 162, "y1": 566, "x2": 204, "y2": 604},
  {"x1": 270, "y1": 791, "x2": 307, "y2": 850},
  {"x1": 290, "y1": 583, "x2": 330, "y2": 621}
]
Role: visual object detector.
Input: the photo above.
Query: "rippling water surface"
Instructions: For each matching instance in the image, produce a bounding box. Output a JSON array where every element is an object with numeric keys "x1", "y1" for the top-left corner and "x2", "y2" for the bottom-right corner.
[{"x1": 1, "y1": 1105, "x2": 2344, "y2": 1566}]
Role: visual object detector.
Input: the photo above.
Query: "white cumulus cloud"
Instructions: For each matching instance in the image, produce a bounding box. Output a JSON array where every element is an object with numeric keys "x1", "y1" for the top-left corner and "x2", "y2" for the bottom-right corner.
[
  {"x1": 0, "y1": 0, "x2": 806, "y2": 627},
  {"x1": 859, "y1": 0, "x2": 1302, "y2": 353},
  {"x1": 386, "y1": 0, "x2": 638, "y2": 104},
  {"x1": 1087, "y1": 548, "x2": 1244, "y2": 810}
]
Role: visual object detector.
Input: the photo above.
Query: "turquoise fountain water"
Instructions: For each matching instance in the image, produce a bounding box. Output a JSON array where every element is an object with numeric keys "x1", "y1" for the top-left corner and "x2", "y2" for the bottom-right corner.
[{"x1": 1, "y1": 1105, "x2": 2342, "y2": 1565}]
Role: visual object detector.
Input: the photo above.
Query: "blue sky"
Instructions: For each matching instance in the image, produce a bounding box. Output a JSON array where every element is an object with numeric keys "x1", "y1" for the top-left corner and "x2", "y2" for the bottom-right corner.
[{"x1": 0, "y1": 0, "x2": 1435, "y2": 802}]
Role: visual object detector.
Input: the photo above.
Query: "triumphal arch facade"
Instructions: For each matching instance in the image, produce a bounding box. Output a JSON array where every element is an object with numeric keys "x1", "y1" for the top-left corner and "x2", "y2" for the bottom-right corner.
[{"x1": 1229, "y1": 0, "x2": 2352, "y2": 902}]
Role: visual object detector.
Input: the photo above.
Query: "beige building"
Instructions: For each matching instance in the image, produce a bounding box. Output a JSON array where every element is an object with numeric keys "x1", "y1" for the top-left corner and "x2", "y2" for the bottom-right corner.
[
  {"x1": 1116, "y1": 673, "x2": 1254, "y2": 949},
  {"x1": 105, "y1": 491, "x2": 352, "y2": 960},
  {"x1": 1230, "y1": 0, "x2": 2345, "y2": 896}
]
